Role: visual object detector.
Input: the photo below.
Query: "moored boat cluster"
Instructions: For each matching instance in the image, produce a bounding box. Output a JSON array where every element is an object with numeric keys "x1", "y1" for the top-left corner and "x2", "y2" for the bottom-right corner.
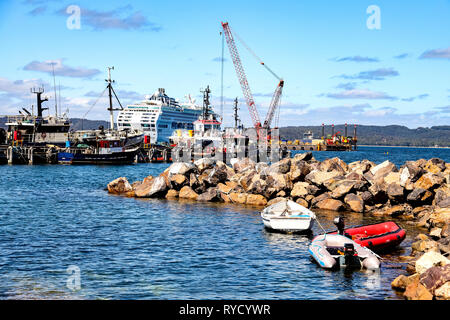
[{"x1": 107, "y1": 152, "x2": 450, "y2": 299}]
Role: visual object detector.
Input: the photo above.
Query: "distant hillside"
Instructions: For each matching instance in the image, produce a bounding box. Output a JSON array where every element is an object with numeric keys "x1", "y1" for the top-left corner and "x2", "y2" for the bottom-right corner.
[
  {"x1": 279, "y1": 125, "x2": 450, "y2": 147},
  {"x1": 69, "y1": 118, "x2": 110, "y2": 131}
]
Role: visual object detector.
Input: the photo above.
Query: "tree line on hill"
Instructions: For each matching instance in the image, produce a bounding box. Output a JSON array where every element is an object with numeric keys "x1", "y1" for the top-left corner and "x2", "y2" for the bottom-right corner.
[{"x1": 279, "y1": 125, "x2": 450, "y2": 147}]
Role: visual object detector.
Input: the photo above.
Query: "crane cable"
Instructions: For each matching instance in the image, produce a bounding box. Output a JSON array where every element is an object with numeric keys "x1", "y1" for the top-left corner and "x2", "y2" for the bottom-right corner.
[{"x1": 231, "y1": 27, "x2": 282, "y2": 81}]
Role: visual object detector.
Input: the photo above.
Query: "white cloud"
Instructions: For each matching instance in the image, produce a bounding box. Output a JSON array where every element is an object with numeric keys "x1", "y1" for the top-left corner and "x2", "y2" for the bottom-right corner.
[
  {"x1": 326, "y1": 89, "x2": 397, "y2": 100},
  {"x1": 24, "y1": 59, "x2": 101, "y2": 78}
]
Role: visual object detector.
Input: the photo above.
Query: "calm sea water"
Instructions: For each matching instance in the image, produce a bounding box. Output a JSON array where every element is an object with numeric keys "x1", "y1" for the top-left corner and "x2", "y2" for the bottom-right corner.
[{"x1": 0, "y1": 146, "x2": 449, "y2": 300}]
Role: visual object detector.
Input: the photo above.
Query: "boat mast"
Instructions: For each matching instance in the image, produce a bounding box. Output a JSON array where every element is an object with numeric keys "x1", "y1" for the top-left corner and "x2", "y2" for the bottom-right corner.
[
  {"x1": 51, "y1": 62, "x2": 58, "y2": 117},
  {"x1": 105, "y1": 66, "x2": 124, "y2": 131},
  {"x1": 107, "y1": 66, "x2": 115, "y2": 130},
  {"x1": 31, "y1": 87, "x2": 48, "y2": 118},
  {"x1": 233, "y1": 97, "x2": 240, "y2": 129},
  {"x1": 201, "y1": 85, "x2": 211, "y2": 119}
]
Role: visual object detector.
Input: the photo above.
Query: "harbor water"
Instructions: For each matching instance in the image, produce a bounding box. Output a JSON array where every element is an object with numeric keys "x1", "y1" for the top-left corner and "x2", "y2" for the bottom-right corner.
[{"x1": 1, "y1": 146, "x2": 449, "y2": 300}]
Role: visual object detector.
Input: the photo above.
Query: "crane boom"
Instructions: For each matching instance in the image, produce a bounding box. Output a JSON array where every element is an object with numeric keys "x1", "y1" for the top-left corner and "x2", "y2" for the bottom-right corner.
[
  {"x1": 221, "y1": 22, "x2": 261, "y2": 128},
  {"x1": 263, "y1": 80, "x2": 284, "y2": 129}
]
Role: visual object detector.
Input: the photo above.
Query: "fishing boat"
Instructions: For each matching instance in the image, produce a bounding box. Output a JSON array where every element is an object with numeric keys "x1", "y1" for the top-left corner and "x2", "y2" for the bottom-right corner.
[
  {"x1": 261, "y1": 199, "x2": 316, "y2": 233},
  {"x1": 331, "y1": 217, "x2": 406, "y2": 252},
  {"x1": 309, "y1": 234, "x2": 381, "y2": 270},
  {"x1": 58, "y1": 130, "x2": 140, "y2": 165},
  {"x1": 58, "y1": 67, "x2": 143, "y2": 165}
]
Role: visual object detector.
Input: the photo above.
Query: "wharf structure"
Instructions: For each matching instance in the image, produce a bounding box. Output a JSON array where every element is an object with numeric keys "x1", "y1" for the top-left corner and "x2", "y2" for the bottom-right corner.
[{"x1": 281, "y1": 124, "x2": 357, "y2": 152}]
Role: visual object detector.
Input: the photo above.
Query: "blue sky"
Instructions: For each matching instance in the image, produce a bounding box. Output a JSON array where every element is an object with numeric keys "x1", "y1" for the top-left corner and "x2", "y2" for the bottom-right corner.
[{"x1": 0, "y1": 0, "x2": 449, "y2": 128}]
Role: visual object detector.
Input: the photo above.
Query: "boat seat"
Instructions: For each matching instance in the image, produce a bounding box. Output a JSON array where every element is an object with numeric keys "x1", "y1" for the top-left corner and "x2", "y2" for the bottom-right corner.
[{"x1": 326, "y1": 246, "x2": 345, "y2": 256}]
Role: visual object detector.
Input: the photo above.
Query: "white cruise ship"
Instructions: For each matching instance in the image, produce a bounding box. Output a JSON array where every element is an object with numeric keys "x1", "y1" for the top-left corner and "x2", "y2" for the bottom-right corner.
[{"x1": 117, "y1": 88, "x2": 205, "y2": 144}]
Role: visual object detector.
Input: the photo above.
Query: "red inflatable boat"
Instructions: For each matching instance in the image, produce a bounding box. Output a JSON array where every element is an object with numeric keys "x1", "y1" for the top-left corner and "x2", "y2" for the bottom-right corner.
[{"x1": 331, "y1": 221, "x2": 406, "y2": 252}]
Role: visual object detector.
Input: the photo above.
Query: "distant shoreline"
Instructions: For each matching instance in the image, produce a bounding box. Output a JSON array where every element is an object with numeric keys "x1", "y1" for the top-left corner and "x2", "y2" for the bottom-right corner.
[{"x1": 359, "y1": 145, "x2": 450, "y2": 149}]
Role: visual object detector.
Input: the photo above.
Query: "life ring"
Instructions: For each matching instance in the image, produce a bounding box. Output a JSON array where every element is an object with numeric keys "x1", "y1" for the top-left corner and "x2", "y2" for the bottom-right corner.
[{"x1": 41, "y1": 132, "x2": 47, "y2": 139}]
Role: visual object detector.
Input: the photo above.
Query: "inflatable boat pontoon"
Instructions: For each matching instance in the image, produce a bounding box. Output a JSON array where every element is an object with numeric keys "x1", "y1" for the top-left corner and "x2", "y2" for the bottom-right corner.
[{"x1": 309, "y1": 234, "x2": 381, "y2": 270}]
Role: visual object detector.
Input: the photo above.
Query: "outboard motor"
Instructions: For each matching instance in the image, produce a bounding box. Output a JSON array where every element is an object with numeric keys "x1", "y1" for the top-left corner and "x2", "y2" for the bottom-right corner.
[
  {"x1": 333, "y1": 216, "x2": 345, "y2": 235},
  {"x1": 343, "y1": 243, "x2": 361, "y2": 269}
]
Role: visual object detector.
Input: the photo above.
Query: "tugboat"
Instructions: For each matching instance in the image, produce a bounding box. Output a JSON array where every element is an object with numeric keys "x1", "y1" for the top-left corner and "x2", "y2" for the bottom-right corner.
[
  {"x1": 57, "y1": 67, "x2": 143, "y2": 165},
  {"x1": 170, "y1": 86, "x2": 224, "y2": 161}
]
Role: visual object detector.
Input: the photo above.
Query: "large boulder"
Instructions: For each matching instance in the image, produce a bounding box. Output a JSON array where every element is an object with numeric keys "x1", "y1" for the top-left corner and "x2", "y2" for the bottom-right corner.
[
  {"x1": 231, "y1": 158, "x2": 256, "y2": 173},
  {"x1": 386, "y1": 183, "x2": 405, "y2": 203},
  {"x1": 216, "y1": 161, "x2": 236, "y2": 180},
  {"x1": 237, "y1": 169, "x2": 258, "y2": 191},
  {"x1": 179, "y1": 186, "x2": 199, "y2": 200},
  {"x1": 246, "y1": 194, "x2": 268, "y2": 206},
  {"x1": 206, "y1": 166, "x2": 228, "y2": 186},
  {"x1": 296, "y1": 198, "x2": 309, "y2": 208},
  {"x1": 267, "y1": 197, "x2": 287, "y2": 206},
  {"x1": 407, "y1": 188, "x2": 430, "y2": 204},
  {"x1": 197, "y1": 187, "x2": 220, "y2": 202},
  {"x1": 245, "y1": 174, "x2": 267, "y2": 195},
  {"x1": 423, "y1": 158, "x2": 446, "y2": 174},
  {"x1": 434, "y1": 185, "x2": 450, "y2": 207},
  {"x1": 414, "y1": 172, "x2": 445, "y2": 191},
  {"x1": 419, "y1": 264, "x2": 450, "y2": 295},
  {"x1": 165, "y1": 189, "x2": 179, "y2": 199},
  {"x1": 311, "y1": 193, "x2": 332, "y2": 208},
  {"x1": 370, "y1": 160, "x2": 398, "y2": 184},
  {"x1": 315, "y1": 199, "x2": 344, "y2": 211},
  {"x1": 401, "y1": 162, "x2": 424, "y2": 183},
  {"x1": 135, "y1": 176, "x2": 168, "y2": 198},
  {"x1": 429, "y1": 208, "x2": 450, "y2": 228},
  {"x1": 434, "y1": 282, "x2": 450, "y2": 300},
  {"x1": 169, "y1": 174, "x2": 187, "y2": 190},
  {"x1": 383, "y1": 205, "x2": 408, "y2": 217},
  {"x1": 415, "y1": 251, "x2": 450, "y2": 274},
  {"x1": 392, "y1": 274, "x2": 419, "y2": 292},
  {"x1": 348, "y1": 160, "x2": 374, "y2": 175},
  {"x1": 384, "y1": 172, "x2": 400, "y2": 185},
  {"x1": 404, "y1": 276, "x2": 433, "y2": 300},
  {"x1": 194, "y1": 158, "x2": 215, "y2": 173},
  {"x1": 291, "y1": 182, "x2": 309, "y2": 198},
  {"x1": 331, "y1": 181, "x2": 357, "y2": 199},
  {"x1": 168, "y1": 162, "x2": 196, "y2": 176},
  {"x1": 368, "y1": 183, "x2": 388, "y2": 204},
  {"x1": 289, "y1": 160, "x2": 311, "y2": 183},
  {"x1": 437, "y1": 197, "x2": 450, "y2": 208},
  {"x1": 268, "y1": 158, "x2": 291, "y2": 174},
  {"x1": 344, "y1": 193, "x2": 364, "y2": 213},
  {"x1": 293, "y1": 151, "x2": 313, "y2": 162},
  {"x1": 319, "y1": 157, "x2": 348, "y2": 175},
  {"x1": 229, "y1": 192, "x2": 248, "y2": 204},
  {"x1": 264, "y1": 173, "x2": 292, "y2": 198},
  {"x1": 305, "y1": 170, "x2": 342, "y2": 186},
  {"x1": 107, "y1": 177, "x2": 133, "y2": 196}
]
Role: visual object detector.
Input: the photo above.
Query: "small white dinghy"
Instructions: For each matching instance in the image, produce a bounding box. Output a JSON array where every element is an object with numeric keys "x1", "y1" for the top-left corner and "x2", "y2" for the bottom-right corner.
[
  {"x1": 261, "y1": 199, "x2": 316, "y2": 233},
  {"x1": 309, "y1": 234, "x2": 381, "y2": 270}
]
